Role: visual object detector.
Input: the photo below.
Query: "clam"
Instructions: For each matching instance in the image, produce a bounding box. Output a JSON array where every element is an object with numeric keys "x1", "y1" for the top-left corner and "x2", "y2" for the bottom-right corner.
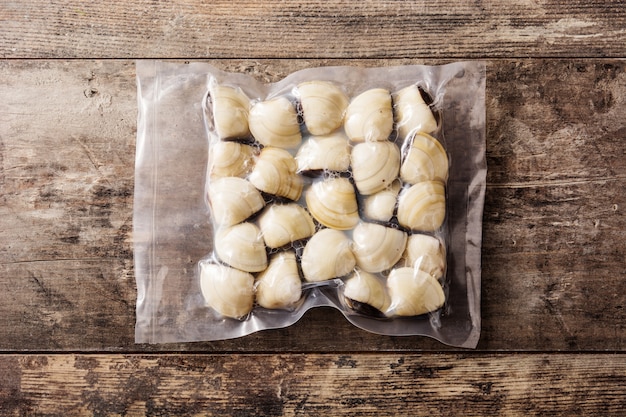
[
  {"x1": 214, "y1": 222, "x2": 268, "y2": 273},
  {"x1": 400, "y1": 132, "x2": 448, "y2": 184},
  {"x1": 208, "y1": 177, "x2": 265, "y2": 227},
  {"x1": 296, "y1": 81, "x2": 349, "y2": 135},
  {"x1": 209, "y1": 141, "x2": 257, "y2": 179},
  {"x1": 352, "y1": 222, "x2": 407, "y2": 273},
  {"x1": 301, "y1": 228, "x2": 356, "y2": 282},
  {"x1": 362, "y1": 179, "x2": 401, "y2": 222},
  {"x1": 351, "y1": 141, "x2": 401, "y2": 195},
  {"x1": 209, "y1": 84, "x2": 251, "y2": 140},
  {"x1": 295, "y1": 132, "x2": 351, "y2": 173},
  {"x1": 397, "y1": 181, "x2": 446, "y2": 232},
  {"x1": 403, "y1": 234, "x2": 446, "y2": 279},
  {"x1": 258, "y1": 203, "x2": 315, "y2": 249},
  {"x1": 248, "y1": 96, "x2": 302, "y2": 149},
  {"x1": 255, "y1": 251, "x2": 303, "y2": 309},
  {"x1": 343, "y1": 269, "x2": 390, "y2": 316},
  {"x1": 249, "y1": 147, "x2": 303, "y2": 201},
  {"x1": 305, "y1": 177, "x2": 360, "y2": 230},
  {"x1": 393, "y1": 84, "x2": 438, "y2": 139},
  {"x1": 386, "y1": 267, "x2": 445, "y2": 316},
  {"x1": 344, "y1": 88, "x2": 393, "y2": 142},
  {"x1": 199, "y1": 262, "x2": 255, "y2": 319}
]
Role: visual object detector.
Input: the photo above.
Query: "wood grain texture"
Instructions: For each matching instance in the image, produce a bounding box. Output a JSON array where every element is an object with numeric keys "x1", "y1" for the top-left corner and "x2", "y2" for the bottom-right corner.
[
  {"x1": 1, "y1": 0, "x2": 625, "y2": 59},
  {"x1": 0, "y1": 353, "x2": 624, "y2": 416},
  {"x1": 1, "y1": 59, "x2": 625, "y2": 351}
]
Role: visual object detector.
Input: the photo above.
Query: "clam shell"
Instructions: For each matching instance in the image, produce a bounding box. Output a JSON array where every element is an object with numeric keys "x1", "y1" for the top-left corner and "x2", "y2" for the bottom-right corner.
[
  {"x1": 209, "y1": 141, "x2": 257, "y2": 179},
  {"x1": 362, "y1": 179, "x2": 401, "y2": 222},
  {"x1": 199, "y1": 262, "x2": 254, "y2": 319},
  {"x1": 397, "y1": 181, "x2": 446, "y2": 232},
  {"x1": 215, "y1": 222, "x2": 268, "y2": 273},
  {"x1": 344, "y1": 88, "x2": 393, "y2": 142},
  {"x1": 400, "y1": 132, "x2": 448, "y2": 184},
  {"x1": 255, "y1": 251, "x2": 302, "y2": 309},
  {"x1": 296, "y1": 81, "x2": 349, "y2": 135},
  {"x1": 403, "y1": 234, "x2": 446, "y2": 279},
  {"x1": 301, "y1": 228, "x2": 356, "y2": 282},
  {"x1": 352, "y1": 222, "x2": 407, "y2": 273},
  {"x1": 209, "y1": 84, "x2": 251, "y2": 140},
  {"x1": 258, "y1": 203, "x2": 315, "y2": 249},
  {"x1": 248, "y1": 96, "x2": 302, "y2": 149},
  {"x1": 393, "y1": 84, "x2": 438, "y2": 139},
  {"x1": 208, "y1": 177, "x2": 265, "y2": 227},
  {"x1": 305, "y1": 177, "x2": 360, "y2": 230},
  {"x1": 343, "y1": 269, "x2": 390, "y2": 314},
  {"x1": 351, "y1": 141, "x2": 401, "y2": 195},
  {"x1": 249, "y1": 147, "x2": 303, "y2": 201},
  {"x1": 386, "y1": 267, "x2": 445, "y2": 316},
  {"x1": 295, "y1": 132, "x2": 351, "y2": 172}
]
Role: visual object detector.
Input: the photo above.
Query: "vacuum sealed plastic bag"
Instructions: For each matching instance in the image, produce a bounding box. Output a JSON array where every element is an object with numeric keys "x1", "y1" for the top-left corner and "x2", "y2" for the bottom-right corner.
[{"x1": 134, "y1": 60, "x2": 486, "y2": 348}]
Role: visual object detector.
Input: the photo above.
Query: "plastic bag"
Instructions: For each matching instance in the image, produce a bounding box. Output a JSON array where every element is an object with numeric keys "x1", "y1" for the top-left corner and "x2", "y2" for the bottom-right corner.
[{"x1": 134, "y1": 60, "x2": 486, "y2": 348}]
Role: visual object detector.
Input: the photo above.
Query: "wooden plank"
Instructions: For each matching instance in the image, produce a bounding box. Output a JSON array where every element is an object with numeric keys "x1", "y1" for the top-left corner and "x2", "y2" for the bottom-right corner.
[
  {"x1": 0, "y1": 353, "x2": 625, "y2": 416},
  {"x1": 1, "y1": 1, "x2": 625, "y2": 59},
  {"x1": 1, "y1": 59, "x2": 625, "y2": 351}
]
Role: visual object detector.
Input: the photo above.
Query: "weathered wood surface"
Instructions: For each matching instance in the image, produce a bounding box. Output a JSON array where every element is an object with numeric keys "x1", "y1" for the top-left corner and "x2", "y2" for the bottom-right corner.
[
  {"x1": 1, "y1": 1, "x2": 626, "y2": 59},
  {"x1": 1, "y1": 59, "x2": 625, "y2": 351},
  {"x1": 1, "y1": 353, "x2": 625, "y2": 416}
]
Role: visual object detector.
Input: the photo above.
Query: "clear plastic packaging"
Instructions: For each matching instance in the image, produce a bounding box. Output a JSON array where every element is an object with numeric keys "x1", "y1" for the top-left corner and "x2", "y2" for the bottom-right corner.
[{"x1": 134, "y1": 60, "x2": 486, "y2": 348}]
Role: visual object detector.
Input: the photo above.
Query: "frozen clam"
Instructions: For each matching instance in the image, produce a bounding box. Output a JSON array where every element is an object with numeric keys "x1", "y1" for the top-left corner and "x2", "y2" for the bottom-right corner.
[
  {"x1": 214, "y1": 222, "x2": 268, "y2": 273},
  {"x1": 249, "y1": 147, "x2": 303, "y2": 201},
  {"x1": 305, "y1": 177, "x2": 360, "y2": 230},
  {"x1": 255, "y1": 251, "x2": 303, "y2": 309},
  {"x1": 248, "y1": 96, "x2": 302, "y2": 149},
  {"x1": 343, "y1": 269, "x2": 390, "y2": 316},
  {"x1": 301, "y1": 228, "x2": 356, "y2": 282},
  {"x1": 386, "y1": 267, "x2": 445, "y2": 316},
  {"x1": 208, "y1": 177, "x2": 265, "y2": 227},
  {"x1": 397, "y1": 180, "x2": 446, "y2": 232},
  {"x1": 209, "y1": 141, "x2": 257, "y2": 179},
  {"x1": 352, "y1": 222, "x2": 407, "y2": 273},
  {"x1": 362, "y1": 179, "x2": 401, "y2": 222},
  {"x1": 209, "y1": 84, "x2": 251, "y2": 140},
  {"x1": 351, "y1": 141, "x2": 401, "y2": 195},
  {"x1": 400, "y1": 132, "x2": 448, "y2": 184},
  {"x1": 344, "y1": 88, "x2": 393, "y2": 142},
  {"x1": 295, "y1": 132, "x2": 351, "y2": 172},
  {"x1": 296, "y1": 81, "x2": 349, "y2": 135},
  {"x1": 393, "y1": 84, "x2": 438, "y2": 139},
  {"x1": 404, "y1": 234, "x2": 446, "y2": 279},
  {"x1": 199, "y1": 262, "x2": 255, "y2": 319},
  {"x1": 258, "y1": 203, "x2": 315, "y2": 249}
]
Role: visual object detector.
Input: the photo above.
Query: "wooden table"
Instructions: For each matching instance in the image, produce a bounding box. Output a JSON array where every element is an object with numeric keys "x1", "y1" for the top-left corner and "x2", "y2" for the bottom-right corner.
[{"x1": 1, "y1": 1, "x2": 625, "y2": 415}]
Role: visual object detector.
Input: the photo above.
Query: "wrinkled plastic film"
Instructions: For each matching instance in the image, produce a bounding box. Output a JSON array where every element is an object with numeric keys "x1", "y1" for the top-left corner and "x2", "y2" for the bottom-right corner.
[{"x1": 134, "y1": 61, "x2": 486, "y2": 348}]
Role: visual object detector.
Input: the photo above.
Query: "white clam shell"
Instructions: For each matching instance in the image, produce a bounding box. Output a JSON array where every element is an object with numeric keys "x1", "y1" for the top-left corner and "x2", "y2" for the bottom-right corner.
[
  {"x1": 301, "y1": 228, "x2": 356, "y2": 282},
  {"x1": 362, "y1": 179, "x2": 401, "y2": 222},
  {"x1": 305, "y1": 177, "x2": 360, "y2": 230},
  {"x1": 400, "y1": 132, "x2": 448, "y2": 184},
  {"x1": 258, "y1": 203, "x2": 315, "y2": 249},
  {"x1": 200, "y1": 262, "x2": 254, "y2": 319},
  {"x1": 249, "y1": 147, "x2": 303, "y2": 201},
  {"x1": 295, "y1": 132, "x2": 351, "y2": 172},
  {"x1": 351, "y1": 141, "x2": 401, "y2": 195},
  {"x1": 215, "y1": 222, "x2": 268, "y2": 273},
  {"x1": 248, "y1": 97, "x2": 302, "y2": 149},
  {"x1": 209, "y1": 84, "x2": 251, "y2": 140},
  {"x1": 343, "y1": 269, "x2": 390, "y2": 313},
  {"x1": 393, "y1": 84, "x2": 438, "y2": 139},
  {"x1": 352, "y1": 222, "x2": 407, "y2": 273},
  {"x1": 397, "y1": 181, "x2": 446, "y2": 232},
  {"x1": 386, "y1": 267, "x2": 445, "y2": 316},
  {"x1": 403, "y1": 234, "x2": 446, "y2": 279},
  {"x1": 208, "y1": 177, "x2": 265, "y2": 227},
  {"x1": 296, "y1": 81, "x2": 349, "y2": 135},
  {"x1": 255, "y1": 251, "x2": 302, "y2": 309},
  {"x1": 344, "y1": 88, "x2": 393, "y2": 142},
  {"x1": 209, "y1": 141, "x2": 257, "y2": 179}
]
